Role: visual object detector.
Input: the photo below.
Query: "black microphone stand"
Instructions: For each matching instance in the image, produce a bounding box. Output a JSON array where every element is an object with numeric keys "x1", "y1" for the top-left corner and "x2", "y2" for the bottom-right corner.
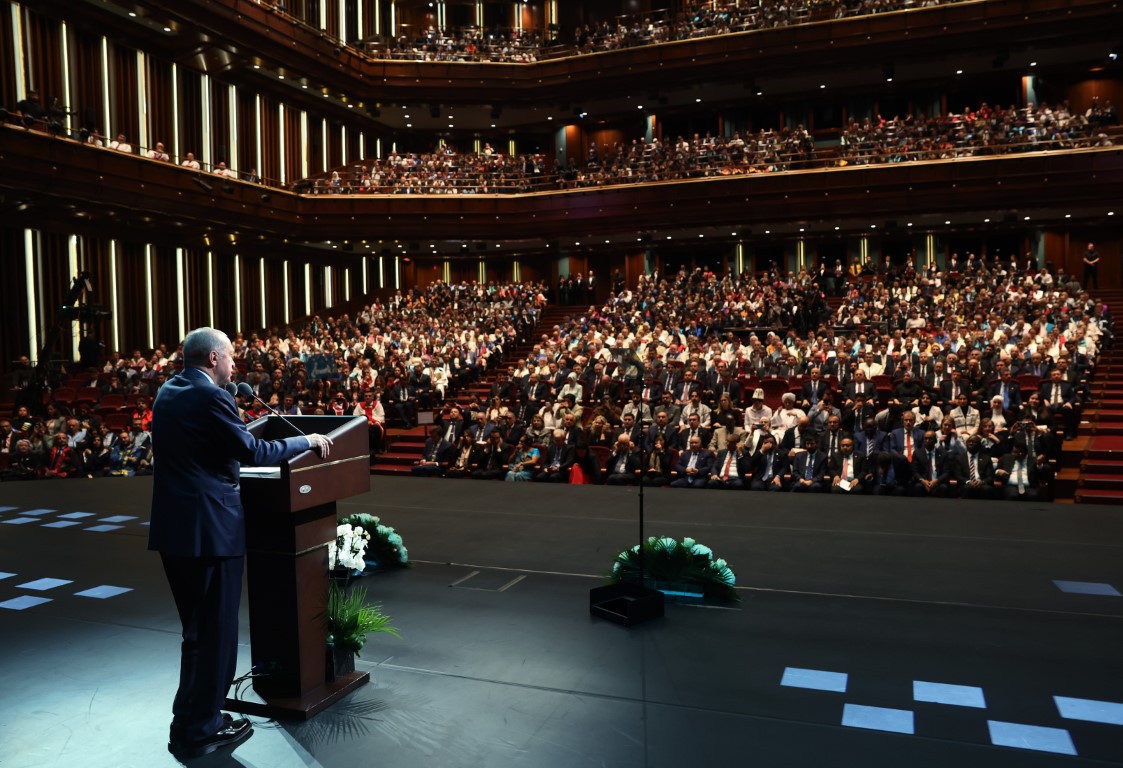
[{"x1": 589, "y1": 414, "x2": 664, "y2": 626}]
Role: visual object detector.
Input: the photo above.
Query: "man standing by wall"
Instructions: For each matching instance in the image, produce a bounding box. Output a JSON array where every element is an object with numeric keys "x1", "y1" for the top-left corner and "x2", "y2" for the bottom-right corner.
[{"x1": 148, "y1": 327, "x2": 333, "y2": 758}]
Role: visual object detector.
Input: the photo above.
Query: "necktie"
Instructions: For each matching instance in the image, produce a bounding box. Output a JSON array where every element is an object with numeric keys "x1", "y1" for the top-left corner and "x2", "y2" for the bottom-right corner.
[
  {"x1": 762, "y1": 456, "x2": 772, "y2": 482},
  {"x1": 905, "y1": 433, "x2": 912, "y2": 462},
  {"x1": 688, "y1": 453, "x2": 698, "y2": 470},
  {"x1": 1052, "y1": 384, "x2": 1061, "y2": 405},
  {"x1": 842, "y1": 458, "x2": 850, "y2": 481},
  {"x1": 643, "y1": 387, "x2": 650, "y2": 401},
  {"x1": 722, "y1": 454, "x2": 732, "y2": 480},
  {"x1": 866, "y1": 439, "x2": 873, "y2": 459},
  {"x1": 969, "y1": 455, "x2": 978, "y2": 482},
  {"x1": 930, "y1": 455, "x2": 937, "y2": 479},
  {"x1": 1016, "y1": 460, "x2": 1026, "y2": 494},
  {"x1": 804, "y1": 458, "x2": 813, "y2": 480}
]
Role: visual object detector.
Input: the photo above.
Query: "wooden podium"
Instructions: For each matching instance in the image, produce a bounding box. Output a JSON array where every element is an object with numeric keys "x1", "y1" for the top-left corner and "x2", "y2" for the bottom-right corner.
[{"x1": 224, "y1": 414, "x2": 371, "y2": 720}]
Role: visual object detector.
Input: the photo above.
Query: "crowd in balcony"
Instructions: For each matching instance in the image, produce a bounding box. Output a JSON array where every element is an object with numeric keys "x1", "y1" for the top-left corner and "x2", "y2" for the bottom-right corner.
[
  {"x1": 369, "y1": 27, "x2": 544, "y2": 62},
  {"x1": 309, "y1": 100, "x2": 1110, "y2": 196}
]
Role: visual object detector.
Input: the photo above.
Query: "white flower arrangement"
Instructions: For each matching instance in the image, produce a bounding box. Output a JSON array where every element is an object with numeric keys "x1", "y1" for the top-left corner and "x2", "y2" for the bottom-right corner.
[
  {"x1": 329, "y1": 523, "x2": 370, "y2": 572},
  {"x1": 339, "y1": 513, "x2": 410, "y2": 569}
]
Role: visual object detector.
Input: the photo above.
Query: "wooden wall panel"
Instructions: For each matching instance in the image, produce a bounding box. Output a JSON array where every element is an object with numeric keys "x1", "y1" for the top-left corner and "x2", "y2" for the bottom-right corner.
[
  {"x1": 0, "y1": 8, "x2": 15, "y2": 109},
  {"x1": 22, "y1": 8, "x2": 63, "y2": 106}
]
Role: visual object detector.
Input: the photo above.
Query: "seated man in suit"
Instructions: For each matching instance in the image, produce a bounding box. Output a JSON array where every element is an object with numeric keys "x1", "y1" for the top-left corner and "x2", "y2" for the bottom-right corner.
[
  {"x1": 412, "y1": 426, "x2": 454, "y2": 477},
  {"x1": 669, "y1": 433, "x2": 713, "y2": 488},
  {"x1": 707, "y1": 432, "x2": 751, "y2": 490},
  {"x1": 788, "y1": 433, "x2": 827, "y2": 493},
  {"x1": 869, "y1": 451, "x2": 907, "y2": 496},
  {"x1": 445, "y1": 432, "x2": 480, "y2": 478},
  {"x1": 799, "y1": 367, "x2": 831, "y2": 411},
  {"x1": 470, "y1": 430, "x2": 510, "y2": 480},
  {"x1": 887, "y1": 410, "x2": 924, "y2": 465},
  {"x1": 749, "y1": 433, "x2": 786, "y2": 491},
  {"x1": 677, "y1": 412, "x2": 711, "y2": 452},
  {"x1": 852, "y1": 418, "x2": 888, "y2": 464},
  {"x1": 987, "y1": 368, "x2": 1023, "y2": 413},
  {"x1": 828, "y1": 436, "x2": 867, "y2": 494},
  {"x1": 842, "y1": 370, "x2": 877, "y2": 409},
  {"x1": 911, "y1": 430, "x2": 963, "y2": 497},
  {"x1": 960, "y1": 434, "x2": 995, "y2": 499},
  {"x1": 534, "y1": 429, "x2": 574, "y2": 482},
  {"x1": 604, "y1": 434, "x2": 641, "y2": 485},
  {"x1": 994, "y1": 442, "x2": 1040, "y2": 501},
  {"x1": 1039, "y1": 368, "x2": 1079, "y2": 440}
]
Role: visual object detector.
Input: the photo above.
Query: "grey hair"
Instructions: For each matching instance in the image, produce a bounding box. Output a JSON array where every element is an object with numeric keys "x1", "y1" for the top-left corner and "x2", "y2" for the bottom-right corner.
[{"x1": 182, "y1": 327, "x2": 231, "y2": 367}]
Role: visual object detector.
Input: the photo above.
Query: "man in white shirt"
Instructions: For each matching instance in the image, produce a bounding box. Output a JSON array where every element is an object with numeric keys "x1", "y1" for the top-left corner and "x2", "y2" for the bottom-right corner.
[
  {"x1": 181, "y1": 152, "x2": 201, "y2": 170},
  {"x1": 147, "y1": 142, "x2": 170, "y2": 161},
  {"x1": 108, "y1": 133, "x2": 133, "y2": 153}
]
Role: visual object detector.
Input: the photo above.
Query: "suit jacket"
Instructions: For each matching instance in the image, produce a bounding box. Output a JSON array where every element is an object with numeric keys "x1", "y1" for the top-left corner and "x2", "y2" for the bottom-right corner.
[
  {"x1": 710, "y1": 448, "x2": 752, "y2": 480},
  {"x1": 749, "y1": 449, "x2": 787, "y2": 483},
  {"x1": 962, "y1": 450, "x2": 996, "y2": 485},
  {"x1": 800, "y1": 380, "x2": 830, "y2": 406},
  {"x1": 887, "y1": 427, "x2": 925, "y2": 458},
  {"x1": 789, "y1": 449, "x2": 827, "y2": 484},
  {"x1": 677, "y1": 426, "x2": 712, "y2": 451},
  {"x1": 148, "y1": 367, "x2": 312, "y2": 558},
  {"x1": 995, "y1": 453, "x2": 1040, "y2": 487},
  {"x1": 987, "y1": 380, "x2": 1023, "y2": 411},
  {"x1": 1039, "y1": 380, "x2": 1077, "y2": 408},
  {"x1": 911, "y1": 444, "x2": 962, "y2": 484},
  {"x1": 673, "y1": 448, "x2": 714, "y2": 481},
  {"x1": 852, "y1": 429, "x2": 888, "y2": 461},
  {"x1": 827, "y1": 451, "x2": 868, "y2": 482},
  {"x1": 939, "y1": 379, "x2": 968, "y2": 405},
  {"x1": 603, "y1": 449, "x2": 641, "y2": 476}
]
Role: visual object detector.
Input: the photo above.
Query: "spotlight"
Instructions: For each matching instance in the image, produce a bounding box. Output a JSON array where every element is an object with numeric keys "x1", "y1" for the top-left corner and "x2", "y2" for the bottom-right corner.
[
  {"x1": 260, "y1": 193, "x2": 271, "y2": 203},
  {"x1": 191, "y1": 176, "x2": 213, "y2": 193}
]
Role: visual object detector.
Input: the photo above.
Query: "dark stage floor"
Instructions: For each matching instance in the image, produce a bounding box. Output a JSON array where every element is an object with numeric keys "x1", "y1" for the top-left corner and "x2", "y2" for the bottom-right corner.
[{"x1": 2, "y1": 477, "x2": 1123, "y2": 767}]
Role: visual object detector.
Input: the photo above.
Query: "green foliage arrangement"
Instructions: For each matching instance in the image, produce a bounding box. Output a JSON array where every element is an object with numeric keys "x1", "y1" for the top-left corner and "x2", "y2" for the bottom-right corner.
[
  {"x1": 611, "y1": 536, "x2": 739, "y2": 601},
  {"x1": 339, "y1": 513, "x2": 410, "y2": 569},
  {"x1": 326, "y1": 581, "x2": 401, "y2": 656}
]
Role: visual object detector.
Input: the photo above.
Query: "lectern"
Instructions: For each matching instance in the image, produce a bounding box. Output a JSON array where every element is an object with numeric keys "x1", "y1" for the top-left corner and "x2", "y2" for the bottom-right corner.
[{"x1": 223, "y1": 414, "x2": 371, "y2": 720}]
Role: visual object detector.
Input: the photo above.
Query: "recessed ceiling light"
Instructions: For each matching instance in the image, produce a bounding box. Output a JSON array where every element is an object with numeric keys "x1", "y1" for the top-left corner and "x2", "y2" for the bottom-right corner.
[
  {"x1": 490, "y1": 124, "x2": 496, "y2": 128},
  {"x1": 604, "y1": 240, "x2": 610, "y2": 244},
  {"x1": 699, "y1": 234, "x2": 704, "y2": 238},
  {"x1": 163, "y1": 27, "x2": 171, "y2": 32},
  {"x1": 302, "y1": 84, "x2": 308, "y2": 89},
  {"x1": 756, "y1": 91, "x2": 763, "y2": 96},
  {"x1": 1108, "y1": 211, "x2": 1115, "y2": 216},
  {"x1": 984, "y1": 218, "x2": 991, "y2": 223},
  {"x1": 128, "y1": 11, "x2": 136, "y2": 16},
  {"x1": 575, "y1": 242, "x2": 581, "y2": 246},
  {"x1": 834, "y1": 226, "x2": 840, "y2": 231},
  {"x1": 956, "y1": 69, "x2": 963, "y2": 75},
  {"x1": 695, "y1": 98, "x2": 702, "y2": 103},
  {"x1": 765, "y1": 230, "x2": 770, "y2": 234},
  {"x1": 278, "y1": 75, "x2": 284, "y2": 79},
  {"x1": 323, "y1": 93, "x2": 329, "y2": 97},
  {"x1": 907, "y1": 222, "x2": 913, "y2": 227},
  {"x1": 731, "y1": 232, "x2": 737, "y2": 236},
  {"x1": 886, "y1": 77, "x2": 893, "y2": 82},
  {"x1": 945, "y1": 220, "x2": 952, "y2": 225},
  {"x1": 666, "y1": 236, "x2": 672, "y2": 240},
  {"x1": 1030, "y1": 61, "x2": 1037, "y2": 67},
  {"x1": 547, "y1": 116, "x2": 553, "y2": 121},
  {"x1": 870, "y1": 224, "x2": 876, "y2": 228},
  {"x1": 799, "y1": 228, "x2": 805, "y2": 232},
  {"x1": 1065, "y1": 214, "x2": 1071, "y2": 218},
  {"x1": 820, "y1": 84, "x2": 826, "y2": 89},
  {"x1": 495, "y1": 244, "x2": 500, "y2": 248},
  {"x1": 1024, "y1": 216, "x2": 1031, "y2": 221},
  {"x1": 253, "y1": 64, "x2": 260, "y2": 69},
  {"x1": 347, "y1": 104, "x2": 353, "y2": 108},
  {"x1": 448, "y1": 124, "x2": 454, "y2": 128},
  {"x1": 404, "y1": 114, "x2": 409, "y2": 118},
  {"x1": 406, "y1": 123, "x2": 412, "y2": 128}
]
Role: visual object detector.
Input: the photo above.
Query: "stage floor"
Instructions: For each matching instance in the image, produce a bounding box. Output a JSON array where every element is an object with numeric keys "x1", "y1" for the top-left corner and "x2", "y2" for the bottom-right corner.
[{"x1": 2, "y1": 477, "x2": 1123, "y2": 767}]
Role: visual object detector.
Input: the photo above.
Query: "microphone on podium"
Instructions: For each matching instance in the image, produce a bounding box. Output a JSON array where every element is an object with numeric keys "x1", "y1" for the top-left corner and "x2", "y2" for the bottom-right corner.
[{"x1": 225, "y1": 381, "x2": 308, "y2": 437}]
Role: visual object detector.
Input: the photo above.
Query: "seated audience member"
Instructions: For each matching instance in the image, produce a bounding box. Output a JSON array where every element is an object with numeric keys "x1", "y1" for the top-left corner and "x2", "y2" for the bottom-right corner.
[
  {"x1": 869, "y1": 451, "x2": 909, "y2": 496},
  {"x1": 568, "y1": 442, "x2": 602, "y2": 484},
  {"x1": 1, "y1": 439, "x2": 42, "y2": 480},
  {"x1": 534, "y1": 429, "x2": 574, "y2": 482},
  {"x1": 960, "y1": 435, "x2": 995, "y2": 499},
  {"x1": 445, "y1": 432, "x2": 478, "y2": 478},
  {"x1": 504, "y1": 435, "x2": 541, "y2": 482},
  {"x1": 994, "y1": 442, "x2": 1040, "y2": 501},
  {"x1": 642, "y1": 434, "x2": 674, "y2": 487},
  {"x1": 788, "y1": 434, "x2": 827, "y2": 493},
  {"x1": 829, "y1": 436, "x2": 866, "y2": 494},
  {"x1": 412, "y1": 426, "x2": 452, "y2": 477},
  {"x1": 604, "y1": 434, "x2": 640, "y2": 485},
  {"x1": 1039, "y1": 368, "x2": 1079, "y2": 440},
  {"x1": 707, "y1": 433, "x2": 750, "y2": 490},
  {"x1": 669, "y1": 434, "x2": 713, "y2": 489},
  {"x1": 586, "y1": 415, "x2": 616, "y2": 449},
  {"x1": 911, "y1": 430, "x2": 960, "y2": 497},
  {"x1": 749, "y1": 433, "x2": 786, "y2": 492},
  {"x1": 471, "y1": 431, "x2": 511, "y2": 480}
]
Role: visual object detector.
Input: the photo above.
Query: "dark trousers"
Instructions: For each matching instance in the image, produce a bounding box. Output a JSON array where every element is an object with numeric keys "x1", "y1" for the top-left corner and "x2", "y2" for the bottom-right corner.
[{"x1": 161, "y1": 554, "x2": 244, "y2": 743}]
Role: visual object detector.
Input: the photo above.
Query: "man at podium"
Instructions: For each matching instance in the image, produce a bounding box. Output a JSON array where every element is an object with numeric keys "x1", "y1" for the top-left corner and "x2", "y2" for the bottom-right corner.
[{"x1": 148, "y1": 327, "x2": 334, "y2": 759}]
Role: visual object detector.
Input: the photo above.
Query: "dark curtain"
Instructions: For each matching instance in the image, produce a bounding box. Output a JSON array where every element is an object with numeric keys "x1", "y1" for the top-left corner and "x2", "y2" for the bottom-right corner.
[
  {"x1": 109, "y1": 42, "x2": 138, "y2": 145},
  {"x1": 146, "y1": 56, "x2": 175, "y2": 154},
  {"x1": 177, "y1": 67, "x2": 202, "y2": 165},
  {"x1": 259, "y1": 95, "x2": 280, "y2": 186},
  {"x1": 210, "y1": 77, "x2": 230, "y2": 168}
]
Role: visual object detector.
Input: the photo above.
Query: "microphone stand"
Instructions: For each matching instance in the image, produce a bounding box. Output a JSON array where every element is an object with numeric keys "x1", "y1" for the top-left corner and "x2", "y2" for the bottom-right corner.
[
  {"x1": 588, "y1": 414, "x2": 664, "y2": 626},
  {"x1": 227, "y1": 382, "x2": 308, "y2": 438}
]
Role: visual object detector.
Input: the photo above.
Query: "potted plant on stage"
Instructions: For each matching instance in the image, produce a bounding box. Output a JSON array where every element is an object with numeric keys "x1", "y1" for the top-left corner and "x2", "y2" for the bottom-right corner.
[
  {"x1": 325, "y1": 521, "x2": 401, "y2": 680},
  {"x1": 610, "y1": 536, "x2": 739, "y2": 603},
  {"x1": 325, "y1": 581, "x2": 400, "y2": 681}
]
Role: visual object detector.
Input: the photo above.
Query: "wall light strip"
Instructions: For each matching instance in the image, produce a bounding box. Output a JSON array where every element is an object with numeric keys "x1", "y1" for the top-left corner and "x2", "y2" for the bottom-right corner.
[
  {"x1": 24, "y1": 229, "x2": 38, "y2": 358},
  {"x1": 176, "y1": 247, "x2": 186, "y2": 341},
  {"x1": 144, "y1": 244, "x2": 155, "y2": 349}
]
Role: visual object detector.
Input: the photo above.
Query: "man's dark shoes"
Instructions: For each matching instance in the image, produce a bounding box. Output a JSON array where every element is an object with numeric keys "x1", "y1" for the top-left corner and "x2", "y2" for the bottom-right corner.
[{"x1": 168, "y1": 717, "x2": 253, "y2": 758}]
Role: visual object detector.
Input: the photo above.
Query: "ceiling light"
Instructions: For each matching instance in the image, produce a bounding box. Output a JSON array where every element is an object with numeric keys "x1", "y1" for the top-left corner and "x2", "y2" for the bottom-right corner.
[
  {"x1": 490, "y1": 124, "x2": 496, "y2": 128},
  {"x1": 945, "y1": 220, "x2": 951, "y2": 225},
  {"x1": 666, "y1": 236, "x2": 672, "y2": 240},
  {"x1": 278, "y1": 75, "x2": 284, "y2": 80},
  {"x1": 1030, "y1": 61, "x2": 1037, "y2": 67},
  {"x1": 406, "y1": 123, "x2": 412, "y2": 128},
  {"x1": 907, "y1": 222, "x2": 913, "y2": 227},
  {"x1": 637, "y1": 105, "x2": 644, "y2": 110},
  {"x1": 253, "y1": 64, "x2": 260, "y2": 69},
  {"x1": 128, "y1": 11, "x2": 136, "y2": 16},
  {"x1": 547, "y1": 116, "x2": 553, "y2": 121},
  {"x1": 347, "y1": 104, "x2": 353, "y2": 108},
  {"x1": 870, "y1": 224, "x2": 876, "y2": 228},
  {"x1": 1024, "y1": 216, "x2": 1031, "y2": 221},
  {"x1": 695, "y1": 98, "x2": 702, "y2": 103},
  {"x1": 604, "y1": 240, "x2": 610, "y2": 244},
  {"x1": 984, "y1": 218, "x2": 991, "y2": 223},
  {"x1": 820, "y1": 84, "x2": 826, "y2": 89},
  {"x1": 1065, "y1": 214, "x2": 1071, "y2": 218},
  {"x1": 799, "y1": 228, "x2": 805, "y2": 232},
  {"x1": 731, "y1": 232, "x2": 737, "y2": 236},
  {"x1": 1108, "y1": 211, "x2": 1115, "y2": 216},
  {"x1": 765, "y1": 230, "x2": 770, "y2": 234},
  {"x1": 302, "y1": 84, "x2": 308, "y2": 89},
  {"x1": 756, "y1": 91, "x2": 763, "y2": 96},
  {"x1": 956, "y1": 69, "x2": 964, "y2": 75},
  {"x1": 404, "y1": 114, "x2": 410, "y2": 118},
  {"x1": 834, "y1": 226, "x2": 840, "y2": 231},
  {"x1": 163, "y1": 27, "x2": 171, "y2": 32},
  {"x1": 699, "y1": 234, "x2": 704, "y2": 238},
  {"x1": 886, "y1": 77, "x2": 893, "y2": 82}
]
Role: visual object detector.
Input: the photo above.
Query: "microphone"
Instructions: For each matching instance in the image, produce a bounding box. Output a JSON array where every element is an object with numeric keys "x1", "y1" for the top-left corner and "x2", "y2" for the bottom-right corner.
[{"x1": 226, "y1": 381, "x2": 307, "y2": 437}]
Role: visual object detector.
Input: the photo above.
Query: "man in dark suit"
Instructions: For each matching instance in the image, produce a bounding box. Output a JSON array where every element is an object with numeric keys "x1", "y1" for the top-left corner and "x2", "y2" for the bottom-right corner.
[
  {"x1": 707, "y1": 433, "x2": 751, "y2": 490},
  {"x1": 828, "y1": 436, "x2": 866, "y2": 494},
  {"x1": 669, "y1": 434, "x2": 713, "y2": 488},
  {"x1": 749, "y1": 434, "x2": 786, "y2": 491},
  {"x1": 412, "y1": 426, "x2": 453, "y2": 476},
  {"x1": 852, "y1": 418, "x2": 888, "y2": 464},
  {"x1": 1039, "y1": 368, "x2": 1079, "y2": 440},
  {"x1": 788, "y1": 434, "x2": 827, "y2": 493},
  {"x1": 470, "y1": 430, "x2": 510, "y2": 480},
  {"x1": 910, "y1": 430, "x2": 961, "y2": 497},
  {"x1": 534, "y1": 429, "x2": 574, "y2": 482},
  {"x1": 149, "y1": 327, "x2": 332, "y2": 759},
  {"x1": 386, "y1": 377, "x2": 416, "y2": 428},
  {"x1": 604, "y1": 435, "x2": 641, "y2": 485},
  {"x1": 994, "y1": 442, "x2": 1040, "y2": 501},
  {"x1": 676, "y1": 412, "x2": 711, "y2": 451},
  {"x1": 961, "y1": 435, "x2": 995, "y2": 499},
  {"x1": 987, "y1": 368, "x2": 1023, "y2": 413},
  {"x1": 799, "y1": 367, "x2": 830, "y2": 411},
  {"x1": 887, "y1": 411, "x2": 924, "y2": 464}
]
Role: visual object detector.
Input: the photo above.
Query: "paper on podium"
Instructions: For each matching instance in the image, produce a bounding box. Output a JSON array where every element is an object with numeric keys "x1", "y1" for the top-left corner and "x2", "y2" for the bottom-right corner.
[{"x1": 240, "y1": 466, "x2": 282, "y2": 479}]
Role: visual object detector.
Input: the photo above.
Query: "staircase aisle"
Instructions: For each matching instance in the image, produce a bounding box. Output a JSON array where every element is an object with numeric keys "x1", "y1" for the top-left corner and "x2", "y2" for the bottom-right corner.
[
  {"x1": 371, "y1": 303, "x2": 576, "y2": 476},
  {"x1": 1074, "y1": 289, "x2": 1123, "y2": 504}
]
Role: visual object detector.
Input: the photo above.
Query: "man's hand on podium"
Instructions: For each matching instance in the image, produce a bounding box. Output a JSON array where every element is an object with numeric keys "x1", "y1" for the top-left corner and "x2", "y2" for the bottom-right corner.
[{"x1": 307, "y1": 434, "x2": 334, "y2": 459}]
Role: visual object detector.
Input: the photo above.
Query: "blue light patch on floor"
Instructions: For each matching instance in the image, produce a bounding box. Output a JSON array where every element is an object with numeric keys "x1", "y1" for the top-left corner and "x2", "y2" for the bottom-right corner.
[
  {"x1": 780, "y1": 667, "x2": 849, "y2": 693},
  {"x1": 58, "y1": 512, "x2": 96, "y2": 519},
  {"x1": 1055, "y1": 696, "x2": 1123, "y2": 726},
  {"x1": 0, "y1": 572, "x2": 15, "y2": 580},
  {"x1": 0, "y1": 596, "x2": 53, "y2": 610},
  {"x1": 74, "y1": 585, "x2": 133, "y2": 599},
  {"x1": 842, "y1": 704, "x2": 915, "y2": 734},
  {"x1": 0, "y1": 506, "x2": 18, "y2": 513},
  {"x1": 21, "y1": 508, "x2": 57, "y2": 516},
  {"x1": 18, "y1": 578, "x2": 74, "y2": 591},
  {"x1": 1053, "y1": 580, "x2": 1121, "y2": 597},
  {"x1": 987, "y1": 721, "x2": 1076, "y2": 755},
  {"x1": 42, "y1": 521, "x2": 82, "y2": 529},
  {"x1": 913, "y1": 681, "x2": 987, "y2": 709},
  {"x1": 84, "y1": 524, "x2": 124, "y2": 533},
  {"x1": 98, "y1": 515, "x2": 137, "y2": 523},
  {"x1": 3, "y1": 518, "x2": 38, "y2": 525}
]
